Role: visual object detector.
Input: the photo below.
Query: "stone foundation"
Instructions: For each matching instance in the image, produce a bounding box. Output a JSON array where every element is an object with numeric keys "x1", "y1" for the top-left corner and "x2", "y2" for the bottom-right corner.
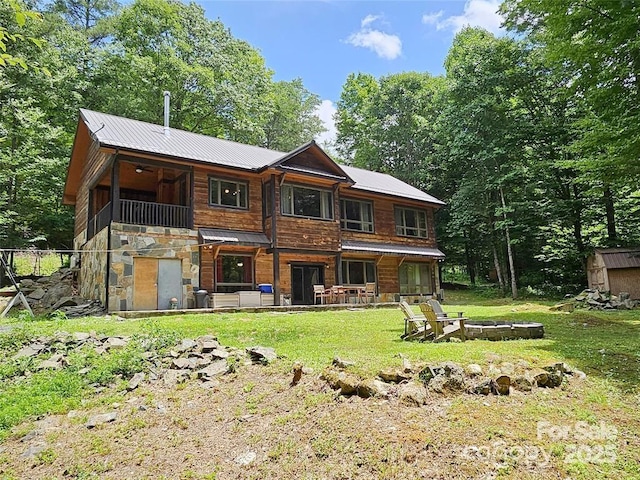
[
  {"x1": 78, "y1": 227, "x2": 108, "y2": 305},
  {"x1": 108, "y1": 223, "x2": 199, "y2": 312}
]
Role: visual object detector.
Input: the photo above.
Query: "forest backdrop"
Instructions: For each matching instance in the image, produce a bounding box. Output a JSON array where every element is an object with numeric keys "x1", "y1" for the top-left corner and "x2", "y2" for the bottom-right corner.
[{"x1": 1, "y1": 0, "x2": 639, "y2": 296}]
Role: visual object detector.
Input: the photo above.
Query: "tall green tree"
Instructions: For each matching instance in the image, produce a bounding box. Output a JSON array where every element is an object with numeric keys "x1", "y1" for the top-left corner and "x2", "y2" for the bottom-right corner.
[{"x1": 260, "y1": 79, "x2": 325, "y2": 151}]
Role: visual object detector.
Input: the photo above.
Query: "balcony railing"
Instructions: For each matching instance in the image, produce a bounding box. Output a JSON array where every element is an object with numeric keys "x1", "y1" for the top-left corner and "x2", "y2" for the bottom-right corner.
[
  {"x1": 87, "y1": 202, "x2": 112, "y2": 240},
  {"x1": 87, "y1": 200, "x2": 190, "y2": 240},
  {"x1": 120, "y1": 199, "x2": 190, "y2": 229}
]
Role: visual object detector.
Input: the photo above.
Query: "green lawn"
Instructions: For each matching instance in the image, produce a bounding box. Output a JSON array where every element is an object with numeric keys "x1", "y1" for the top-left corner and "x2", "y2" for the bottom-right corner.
[
  {"x1": 1, "y1": 295, "x2": 639, "y2": 478},
  {"x1": 4, "y1": 293, "x2": 639, "y2": 387}
]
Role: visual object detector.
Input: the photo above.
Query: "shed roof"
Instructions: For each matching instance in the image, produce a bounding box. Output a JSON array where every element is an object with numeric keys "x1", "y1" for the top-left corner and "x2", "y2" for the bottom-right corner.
[
  {"x1": 76, "y1": 109, "x2": 444, "y2": 206},
  {"x1": 342, "y1": 240, "x2": 445, "y2": 258},
  {"x1": 597, "y1": 248, "x2": 640, "y2": 269}
]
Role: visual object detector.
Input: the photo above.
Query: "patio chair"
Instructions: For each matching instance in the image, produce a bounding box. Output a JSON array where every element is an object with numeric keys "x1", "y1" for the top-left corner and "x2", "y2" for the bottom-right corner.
[
  {"x1": 427, "y1": 299, "x2": 449, "y2": 318},
  {"x1": 313, "y1": 285, "x2": 331, "y2": 305},
  {"x1": 399, "y1": 301, "x2": 433, "y2": 341},
  {"x1": 359, "y1": 282, "x2": 377, "y2": 304},
  {"x1": 329, "y1": 285, "x2": 346, "y2": 304},
  {"x1": 419, "y1": 303, "x2": 466, "y2": 343}
]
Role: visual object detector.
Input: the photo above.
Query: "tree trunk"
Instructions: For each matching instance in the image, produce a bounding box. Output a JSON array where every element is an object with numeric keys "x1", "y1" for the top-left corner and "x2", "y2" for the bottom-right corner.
[
  {"x1": 603, "y1": 185, "x2": 617, "y2": 245},
  {"x1": 499, "y1": 187, "x2": 518, "y2": 299},
  {"x1": 492, "y1": 241, "x2": 505, "y2": 292},
  {"x1": 464, "y1": 231, "x2": 476, "y2": 285}
]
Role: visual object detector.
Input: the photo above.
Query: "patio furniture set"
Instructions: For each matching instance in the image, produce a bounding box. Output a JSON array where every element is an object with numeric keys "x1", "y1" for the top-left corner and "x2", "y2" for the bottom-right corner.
[{"x1": 313, "y1": 283, "x2": 377, "y2": 305}]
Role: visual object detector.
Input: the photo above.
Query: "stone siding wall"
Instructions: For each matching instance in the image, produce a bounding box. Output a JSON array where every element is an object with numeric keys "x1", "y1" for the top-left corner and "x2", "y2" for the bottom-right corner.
[
  {"x1": 108, "y1": 223, "x2": 199, "y2": 312},
  {"x1": 78, "y1": 226, "x2": 108, "y2": 305}
]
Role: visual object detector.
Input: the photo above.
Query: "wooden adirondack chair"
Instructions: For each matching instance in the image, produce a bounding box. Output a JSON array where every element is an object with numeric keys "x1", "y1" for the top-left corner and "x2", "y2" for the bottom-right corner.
[
  {"x1": 399, "y1": 301, "x2": 433, "y2": 341},
  {"x1": 427, "y1": 299, "x2": 449, "y2": 318},
  {"x1": 419, "y1": 303, "x2": 466, "y2": 343}
]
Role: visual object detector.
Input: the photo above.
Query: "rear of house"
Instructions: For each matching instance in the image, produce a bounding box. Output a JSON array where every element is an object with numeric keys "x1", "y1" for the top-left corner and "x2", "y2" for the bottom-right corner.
[{"x1": 63, "y1": 109, "x2": 445, "y2": 311}]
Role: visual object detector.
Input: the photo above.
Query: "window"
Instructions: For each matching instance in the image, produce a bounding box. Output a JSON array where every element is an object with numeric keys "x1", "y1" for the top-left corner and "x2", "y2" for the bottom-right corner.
[
  {"x1": 341, "y1": 260, "x2": 376, "y2": 285},
  {"x1": 215, "y1": 255, "x2": 253, "y2": 292},
  {"x1": 395, "y1": 207, "x2": 428, "y2": 238},
  {"x1": 209, "y1": 178, "x2": 248, "y2": 209},
  {"x1": 398, "y1": 263, "x2": 432, "y2": 294},
  {"x1": 281, "y1": 184, "x2": 333, "y2": 220},
  {"x1": 340, "y1": 199, "x2": 373, "y2": 232}
]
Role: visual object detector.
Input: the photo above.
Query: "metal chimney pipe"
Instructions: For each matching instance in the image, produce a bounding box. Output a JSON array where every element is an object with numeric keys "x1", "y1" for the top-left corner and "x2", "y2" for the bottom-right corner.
[{"x1": 163, "y1": 91, "x2": 170, "y2": 137}]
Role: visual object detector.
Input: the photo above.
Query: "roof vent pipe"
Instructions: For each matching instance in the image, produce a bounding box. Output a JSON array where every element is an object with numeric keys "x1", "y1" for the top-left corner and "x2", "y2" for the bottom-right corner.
[{"x1": 163, "y1": 91, "x2": 170, "y2": 137}]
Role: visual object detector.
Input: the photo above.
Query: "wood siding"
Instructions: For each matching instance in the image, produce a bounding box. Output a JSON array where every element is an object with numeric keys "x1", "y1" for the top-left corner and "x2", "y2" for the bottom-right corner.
[
  {"x1": 193, "y1": 167, "x2": 264, "y2": 232},
  {"x1": 340, "y1": 193, "x2": 438, "y2": 248},
  {"x1": 74, "y1": 142, "x2": 112, "y2": 240},
  {"x1": 606, "y1": 269, "x2": 640, "y2": 299}
]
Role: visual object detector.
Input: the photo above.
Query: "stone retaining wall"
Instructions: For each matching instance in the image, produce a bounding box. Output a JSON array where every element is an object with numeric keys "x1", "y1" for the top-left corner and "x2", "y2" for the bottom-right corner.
[{"x1": 108, "y1": 223, "x2": 199, "y2": 312}]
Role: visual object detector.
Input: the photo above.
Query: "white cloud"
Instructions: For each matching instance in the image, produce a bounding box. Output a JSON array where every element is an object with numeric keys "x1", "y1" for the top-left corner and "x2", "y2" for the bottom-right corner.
[
  {"x1": 346, "y1": 15, "x2": 402, "y2": 60},
  {"x1": 424, "y1": 0, "x2": 504, "y2": 35},
  {"x1": 421, "y1": 11, "x2": 443, "y2": 26},
  {"x1": 361, "y1": 14, "x2": 380, "y2": 29},
  {"x1": 314, "y1": 99, "x2": 337, "y2": 147}
]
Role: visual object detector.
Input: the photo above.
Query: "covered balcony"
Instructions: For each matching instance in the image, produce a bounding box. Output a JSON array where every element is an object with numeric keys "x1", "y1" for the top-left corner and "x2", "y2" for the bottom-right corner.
[{"x1": 87, "y1": 158, "x2": 193, "y2": 239}]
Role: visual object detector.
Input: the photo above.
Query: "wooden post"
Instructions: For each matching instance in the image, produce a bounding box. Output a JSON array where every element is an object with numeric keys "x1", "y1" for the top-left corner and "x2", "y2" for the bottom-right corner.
[
  {"x1": 111, "y1": 156, "x2": 121, "y2": 222},
  {"x1": 271, "y1": 174, "x2": 280, "y2": 305}
]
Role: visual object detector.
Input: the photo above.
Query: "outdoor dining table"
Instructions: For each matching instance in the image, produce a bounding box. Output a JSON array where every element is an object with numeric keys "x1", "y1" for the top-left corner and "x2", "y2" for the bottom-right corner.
[{"x1": 328, "y1": 285, "x2": 366, "y2": 304}]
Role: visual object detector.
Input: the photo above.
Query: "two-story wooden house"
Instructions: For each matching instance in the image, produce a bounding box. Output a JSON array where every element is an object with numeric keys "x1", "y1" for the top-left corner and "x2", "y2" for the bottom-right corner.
[{"x1": 63, "y1": 109, "x2": 445, "y2": 311}]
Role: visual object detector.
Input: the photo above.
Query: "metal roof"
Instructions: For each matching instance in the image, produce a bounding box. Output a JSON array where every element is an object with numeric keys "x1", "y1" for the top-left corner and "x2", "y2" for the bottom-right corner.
[
  {"x1": 81, "y1": 109, "x2": 284, "y2": 170},
  {"x1": 79, "y1": 109, "x2": 444, "y2": 205},
  {"x1": 341, "y1": 166, "x2": 445, "y2": 206},
  {"x1": 597, "y1": 248, "x2": 640, "y2": 269},
  {"x1": 199, "y1": 228, "x2": 270, "y2": 247},
  {"x1": 342, "y1": 240, "x2": 445, "y2": 258}
]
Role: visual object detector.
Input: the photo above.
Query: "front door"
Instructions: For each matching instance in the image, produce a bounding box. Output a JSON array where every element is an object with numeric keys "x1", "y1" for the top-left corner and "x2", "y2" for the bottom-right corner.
[
  {"x1": 133, "y1": 258, "x2": 182, "y2": 310},
  {"x1": 291, "y1": 264, "x2": 324, "y2": 305}
]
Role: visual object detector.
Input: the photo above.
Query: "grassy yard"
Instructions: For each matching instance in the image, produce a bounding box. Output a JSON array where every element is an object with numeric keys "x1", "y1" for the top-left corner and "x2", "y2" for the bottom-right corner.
[{"x1": 0, "y1": 294, "x2": 639, "y2": 479}]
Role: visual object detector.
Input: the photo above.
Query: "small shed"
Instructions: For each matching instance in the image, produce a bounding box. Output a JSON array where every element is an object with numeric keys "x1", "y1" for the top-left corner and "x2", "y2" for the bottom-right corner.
[{"x1": 587, "y1": 248, "x2": 640, "y2": 300}]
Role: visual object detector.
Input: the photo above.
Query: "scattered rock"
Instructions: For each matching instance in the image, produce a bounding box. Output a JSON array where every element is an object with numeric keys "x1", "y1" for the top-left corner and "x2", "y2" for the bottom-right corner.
[
  {"x1": 27, "y1": 288, "x2": 46, "y2": 301},
  {"x1": 86, "y1": 412, "x2": 117, "y2": 428},
  {"x1": 246, "y1": 346, "x2": 277, "y2": 364},
  {"x1": 196, "y1": 360, "x2": 229, "y2": 380},
  {"x1": 127, "y1": 372, "x2": 145, "y2": 391},
  {"x1": 332, "y1": 357, "x2": 355, "y2": 369},
  {"x1": 398, "y1": 382, "x2": 427, "y2": 406},
  {"x1": 378, "y1": 368, "x2": 411, "y2": 384},
  {"x1": 163, "y1": 369, "x2": 190, "y2": 386},
  {"x1": 469, "y1": 378, "x2": 493, "y2": 395},
  {"x1": 104, "y1": 337, "x2": 128, "y2": 350},
  {"x1": 21, "y1": 444, "x2": 46, "y2": 459},
  {"x1": 466, "y1": 364, "x2": 483, "y2": 376},
  {"x1": 13, "y1": 343, "x2": 45, "y2": 359},
  {"x1": 512, "y1": 375, "x2": 532, "y2": 392},
  {"x1": 172, "y1": 358, "x2": 196, "y2": 370},
  {"x1": 357, "y1": 379, "x2": 391, "y2": 398},
  {"x1": 234, "y1": 451, "x2": 256, "y2": 466},
  {"x1": 322, "y1": 369, "x2": 360, "y2": 396}
]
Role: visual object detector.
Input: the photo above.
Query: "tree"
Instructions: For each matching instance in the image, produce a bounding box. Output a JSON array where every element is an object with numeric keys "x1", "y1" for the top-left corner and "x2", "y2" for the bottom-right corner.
[
  {"x1": 0, "y1": 0, "x2": 48, "y2": 72},
  {"x1": 260, "y1": 79, "x2": 325, "y2": 151},
  {"x1": 335, "y1": 72, "x2": 444, "y2": 189}
]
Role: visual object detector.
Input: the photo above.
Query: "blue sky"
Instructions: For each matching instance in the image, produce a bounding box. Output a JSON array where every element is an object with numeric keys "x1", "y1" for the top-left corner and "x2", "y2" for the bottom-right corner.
[{"x1": 199, "y1": 0, "x2": 504, "y2": 144}]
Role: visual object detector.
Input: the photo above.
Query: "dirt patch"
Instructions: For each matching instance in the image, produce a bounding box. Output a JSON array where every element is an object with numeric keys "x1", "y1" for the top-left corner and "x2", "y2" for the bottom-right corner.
[{"x1": 0, "y1": 361, "x2": 622, "y2": 480}]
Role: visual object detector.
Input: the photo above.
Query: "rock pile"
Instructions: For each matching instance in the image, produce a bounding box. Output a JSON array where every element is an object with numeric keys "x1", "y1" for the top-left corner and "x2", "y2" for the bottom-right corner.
[
  {"x1": 7, "y1": 331, "x2": 274, "y2": 391},
  {"x1": 18, "y1": 268, "x2": 105, "y2": 317},
  {"x1": 321, "y1": 358, "x2": 586, "y2": 405},
  {"x1": 552, "y1": 289, "x2": 638, "y2": 312}
]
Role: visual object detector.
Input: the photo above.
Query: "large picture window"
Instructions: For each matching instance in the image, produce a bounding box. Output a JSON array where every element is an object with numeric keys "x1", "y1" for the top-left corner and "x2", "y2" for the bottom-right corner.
[
  {"x1": 340, "y1": 199, "x2": 373, "y2": 232},
  {"x1": 341, "y1": 260, "x2": 376, "y2": 285},
  {"x1": 209, "y1": 178, "x2": 248, "y2": 209},
  {"x1": 398, "y1": 263, "x2": 432, "y2": 294},
  {"x1": 281, "y1": 184, "x2": 333, "y2": 220},
  {"x1": 395, "y1": 207, "x2": 428, "y2": 238},
  {"x1": 215, "y1": 255, "x2": 253, "y2": 292}
]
